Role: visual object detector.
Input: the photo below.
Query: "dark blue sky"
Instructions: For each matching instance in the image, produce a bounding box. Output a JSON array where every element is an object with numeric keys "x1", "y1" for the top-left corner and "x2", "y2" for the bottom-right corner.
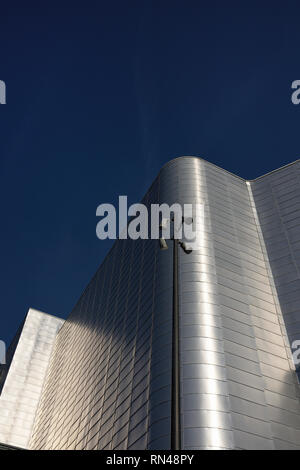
[{"x1": 1, "y1": 1, "x2": 300, "y2": 345}]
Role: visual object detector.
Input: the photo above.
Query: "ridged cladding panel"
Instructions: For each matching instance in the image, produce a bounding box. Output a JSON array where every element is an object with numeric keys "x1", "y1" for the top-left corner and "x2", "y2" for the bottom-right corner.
[
  {"x1": 30, "y1": 177, "x2": 175, "y2": 450},
  {"x1": 250, "y1": 161, "x2": 300, "y2": 448},
  {"x1": 0, "y1": 309, "x2": 63, "y2": 449},
  {"x1": 251, "y1": 162, "x2": 300, "y2": 349},
  {"x1": 161, "y1": 158, "x2": 300, "y2": 449}
]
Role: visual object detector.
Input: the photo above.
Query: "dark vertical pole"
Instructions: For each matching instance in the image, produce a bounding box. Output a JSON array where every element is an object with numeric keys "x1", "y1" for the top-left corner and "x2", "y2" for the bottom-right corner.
[{"x1": 171, "y1": 238, "x2": 181, "y2": 450}]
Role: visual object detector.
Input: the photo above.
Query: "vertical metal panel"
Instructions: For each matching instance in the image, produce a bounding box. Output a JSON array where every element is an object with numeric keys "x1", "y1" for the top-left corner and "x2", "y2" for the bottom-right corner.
[{"x1": 0, "y1": 309, "x2": 63, "y2": 448}]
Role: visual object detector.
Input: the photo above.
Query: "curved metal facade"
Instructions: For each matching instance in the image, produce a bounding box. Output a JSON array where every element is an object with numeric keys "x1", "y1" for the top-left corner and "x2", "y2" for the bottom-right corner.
[{"x1": 29, "y1": 157, "x2": 300, "y2": 450}]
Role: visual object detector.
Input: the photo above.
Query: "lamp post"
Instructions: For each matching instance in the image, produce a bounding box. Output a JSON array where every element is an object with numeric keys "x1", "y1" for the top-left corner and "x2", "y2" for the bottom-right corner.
[{"x1": 159, "y1": 216, "x2": 193, "y2": 450}]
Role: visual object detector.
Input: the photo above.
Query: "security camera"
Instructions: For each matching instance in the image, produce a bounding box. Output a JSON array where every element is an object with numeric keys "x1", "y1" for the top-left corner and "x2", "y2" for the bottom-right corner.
[
  {"x1": 159, "y1": 238, "x2": 168, "y2": 250},
  {"x1": 179, "y1": 241, "x2": 192, "y2": 254}
]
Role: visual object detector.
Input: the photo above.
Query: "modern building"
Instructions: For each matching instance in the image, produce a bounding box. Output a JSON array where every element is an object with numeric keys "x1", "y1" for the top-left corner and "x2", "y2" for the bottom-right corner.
[{"x1": 1, "y1": 156, "x2": 300, "y2": 450}]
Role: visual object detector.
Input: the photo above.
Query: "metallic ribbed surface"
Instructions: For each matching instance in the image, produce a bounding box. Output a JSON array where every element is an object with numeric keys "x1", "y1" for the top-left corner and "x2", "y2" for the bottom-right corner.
[
  {"x1": 30, "y1": 178, "x2": 174, "y2": 450},
  {"x1": 29, "y1": 156, "x2": 300, "y2": 450},
  {"x1": 251, "y1": 162, "x2": 300, "y2": 360},
  {"x1": 250, "y1": 162, "x2": 300, "y2": 449},
  {"x1": 0, "y1": 309, "x2": 63, "y2": 449}
]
